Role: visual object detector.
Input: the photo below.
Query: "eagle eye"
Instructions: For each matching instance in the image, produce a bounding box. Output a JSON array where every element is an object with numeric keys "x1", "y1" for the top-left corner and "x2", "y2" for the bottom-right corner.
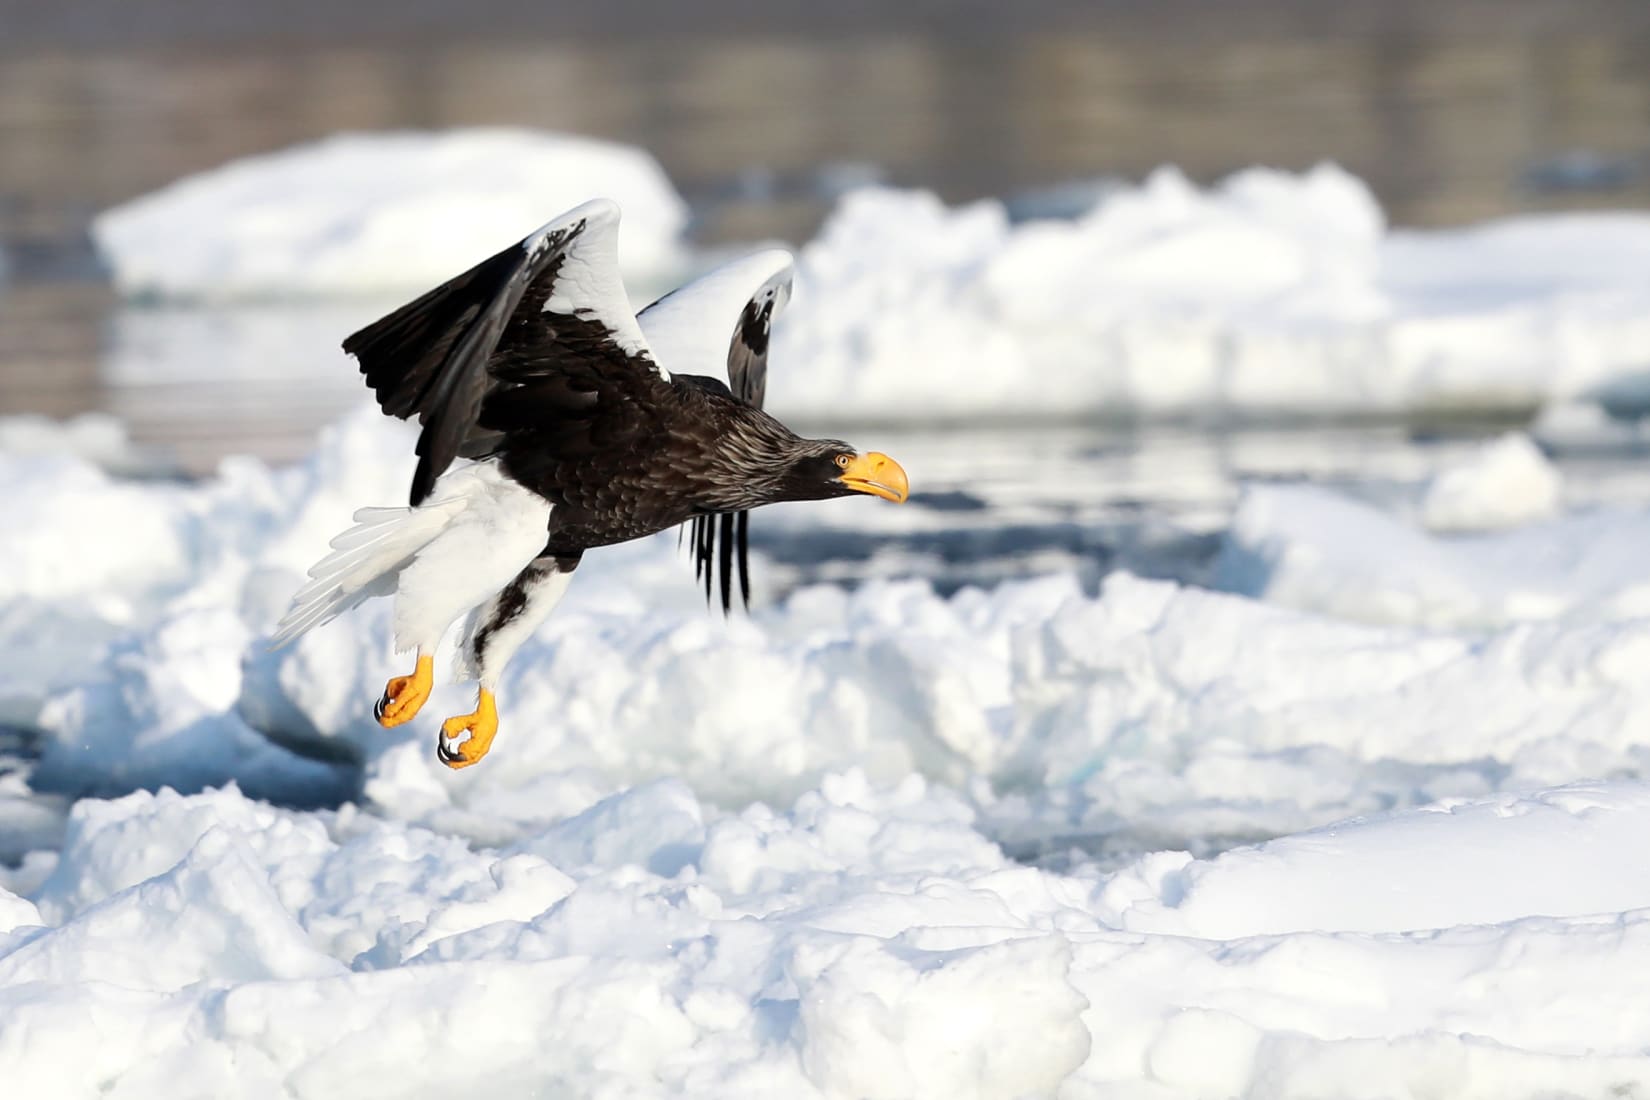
[{"x1": 834, "y1": 454, "x2": 852, "y2": 469}]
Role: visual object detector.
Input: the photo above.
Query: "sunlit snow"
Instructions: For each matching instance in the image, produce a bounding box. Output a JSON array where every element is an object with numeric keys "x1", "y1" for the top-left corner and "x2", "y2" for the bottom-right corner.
[{"x1": 8, "y1": 140, "x2": 1650, "y2": 1097}]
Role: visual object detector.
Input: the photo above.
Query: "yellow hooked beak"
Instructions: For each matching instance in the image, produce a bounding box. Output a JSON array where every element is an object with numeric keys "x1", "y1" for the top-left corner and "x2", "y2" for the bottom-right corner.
[{"x1": 838, "y1": 451, "x2": 909, "y2": 504}]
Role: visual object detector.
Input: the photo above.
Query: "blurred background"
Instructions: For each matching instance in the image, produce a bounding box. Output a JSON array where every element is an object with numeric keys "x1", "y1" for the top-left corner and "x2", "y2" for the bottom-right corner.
[{"x1": 4, "y1": 0, "x2": 1650, "y2": 596}]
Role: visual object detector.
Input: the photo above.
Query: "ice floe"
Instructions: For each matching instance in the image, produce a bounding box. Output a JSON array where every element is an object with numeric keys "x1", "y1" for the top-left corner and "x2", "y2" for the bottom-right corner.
[
  {"x1": 17, "y1": 140, "x2": 1650, "y2": 1090},
  {"x1": 768, "y1": 164, "x2": 1650, "y2": 421},
  {"x1": 7, "y1": 404, "x2": 1650, "y2": 858},
  {"x1": 6, "y1": 777, "x2": 1650, "y2": 1097},
  {"x1": 91, "y1": 154, "x2": 1650, "y2": 425},
  {"x1": 0, "y1": 413, "x2": 154, "y2": 474},
  {"x1": 5, "y1": 405, "x2": 1650, "y2": 1094},
  {"x1": 92, "y1": 129, "x2": 689, "y2": 300},
  {"x1": 1419, "y1": 431, "x2": 1563, "y2": 532},
  {"x1": 1214, "y1": 480, "x2": 1650, "y2": 628}
]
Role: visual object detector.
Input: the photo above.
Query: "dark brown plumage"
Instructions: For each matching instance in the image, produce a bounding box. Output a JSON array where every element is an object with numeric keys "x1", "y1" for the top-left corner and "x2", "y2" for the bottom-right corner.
[
  {"x1": 342, "y1": 200, "x2": 906, "y2": 611},
  {"x1": 281, "y1": 199, "x2": 907, "y2": 769}
]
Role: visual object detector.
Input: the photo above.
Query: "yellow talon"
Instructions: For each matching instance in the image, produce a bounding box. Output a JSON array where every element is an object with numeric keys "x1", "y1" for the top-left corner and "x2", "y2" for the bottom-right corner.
[
  {"x1": 437, "y1": 689, "x2": 499, "y2": 769},
  {"x1": 376, "y1": 654, "x2": 434, "y2": 727}
]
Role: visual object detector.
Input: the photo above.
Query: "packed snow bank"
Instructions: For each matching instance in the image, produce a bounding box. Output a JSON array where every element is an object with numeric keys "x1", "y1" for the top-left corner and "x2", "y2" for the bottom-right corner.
[
  {"x1": 91, "y1": 156, "x2": 1650, "y2": 423},
  {"x1": 1419, "y1": 431, "x2": 1563, "y2": 531},
  {"x1": 7, "y1": 403, "x2": 1649, "y2": 850},
  {"x1": 1214, "y1": 481, "x2": 1650, "y2": 628},
  {"x1": 0, "y1": 412, "x2": 153, "y2": 473},
  {"x1": 5, "y1": 405, "x2": 1650, "y2": 849},
  {"x1": 7, "y1": 779, "x2": 1650, "y2": 1097},
  {"x1": 92, "y1": 129, "x2": 688, "y2": 300},
  {"x1": 9, "y1": 402, "x2": 1650, "y2": 1094},
  {"x1": 768, "y1": 164, "x2": 1650, "y2": 420}
]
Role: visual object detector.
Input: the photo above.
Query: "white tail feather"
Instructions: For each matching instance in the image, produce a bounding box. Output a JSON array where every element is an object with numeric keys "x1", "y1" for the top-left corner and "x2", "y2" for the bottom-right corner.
[{"x1": 270, "y1": 499, "x2": 467, "y2": 647}]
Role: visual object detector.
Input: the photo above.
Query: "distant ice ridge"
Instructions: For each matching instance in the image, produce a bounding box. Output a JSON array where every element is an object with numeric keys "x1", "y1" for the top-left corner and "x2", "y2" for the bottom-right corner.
[
  {"x1": 768, "y1": 164, "x2": 1650, "y2": 420},
  {"x1": 91, "y1": 153, "x2": 1650, "y2": 423},
  {"x1": 7, "y1": 779, "x2": 1650, "y2": 1097},
  {"x1": 91, "y1": 129, "x2": 689, "y2": 300},
  {"x1": 0, "y1": 413, "x2": 148, "y2": 472}
]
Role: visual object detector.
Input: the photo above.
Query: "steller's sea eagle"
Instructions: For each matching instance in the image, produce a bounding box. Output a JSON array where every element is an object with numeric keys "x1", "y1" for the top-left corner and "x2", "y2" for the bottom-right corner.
[{"x1": 272, "y1": 199, "x2": 908, "y2": 768}]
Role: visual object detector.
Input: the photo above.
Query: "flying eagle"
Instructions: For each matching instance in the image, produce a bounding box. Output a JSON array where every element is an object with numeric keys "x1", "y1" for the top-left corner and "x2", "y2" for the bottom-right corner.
[{"x1": 273, "y1": 199, "x2": 908, "y2": 768}]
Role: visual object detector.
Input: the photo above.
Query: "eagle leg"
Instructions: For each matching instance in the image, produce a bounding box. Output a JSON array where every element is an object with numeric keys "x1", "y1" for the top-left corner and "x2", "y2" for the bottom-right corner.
[
  {"x1": 436, "y1": 688, "x2": 499, "y2": 769},
  {"x1": 375, "y1": 653, "x2": 434, "y2": 727}
]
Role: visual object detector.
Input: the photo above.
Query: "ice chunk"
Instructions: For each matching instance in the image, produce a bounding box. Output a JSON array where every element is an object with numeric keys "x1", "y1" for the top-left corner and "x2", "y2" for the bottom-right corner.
[
  {"x1": 7, "y1": 781, "x2": 1650, "y2": 1096},
  {"x1": 768, "y1": 165, "x2": 1650, "y2": 420},
  {"x1": 1215, "y1": 482, "x2": 1650, "y2": 626},
  {"x1": 92, "y1": 129, "x2": 688, "y2": 300},
  {"x1": 1420, "y1": 432, "x2": 1563, "y2": 531}
]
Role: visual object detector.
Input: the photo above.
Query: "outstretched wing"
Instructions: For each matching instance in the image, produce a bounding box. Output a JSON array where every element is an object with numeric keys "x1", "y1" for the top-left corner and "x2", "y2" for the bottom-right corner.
[
  {"x1": 638, "y1": 250, "x2": 793, "y2": 612},
  {"x1": 343, "y1": 198, "x2": 663, "y2": 505}
]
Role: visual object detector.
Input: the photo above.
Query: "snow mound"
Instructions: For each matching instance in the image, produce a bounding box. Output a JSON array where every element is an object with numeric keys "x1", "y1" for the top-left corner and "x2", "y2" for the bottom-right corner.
[
  {"x1": 92, "y1": 129, "x2": 688, "y2": 300},
  {"x1": 9, "y1": 401, "x2": 1650, "y2": 1093},
  {"x1": 3, "y1": 404, "x2": 1650, "y2": 851},
  {"x1": 8, "y1": 779, "x2": 1650, "y2": 1097},
  {"x1": 5, "y1": 403, "x2": 1646, "y2": 852},
  {"x1": 1420, "y1": 432, "x2": 1563, "y2": 531},
  {"x1": 768, "y1": 164, "x2": 1650, "y2": 420},
  {"x1": 88, "y1": 155, "x2": 1650, "y2": 423},
  {"x1": 0, "y1": 413, "x2": 152, "y2": 474},
  {"x1": 1214, "y1": 482, "x2": 1650, "y2": 628}
]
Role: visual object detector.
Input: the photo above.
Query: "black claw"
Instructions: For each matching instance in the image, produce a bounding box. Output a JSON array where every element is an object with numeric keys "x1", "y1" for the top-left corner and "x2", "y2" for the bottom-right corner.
[
  {"x1": 374, "y1": 694, "x2": 389, "y2": 721},
  {"x1": 436, "y1": 738, "x2": 458, "y2": 765}
]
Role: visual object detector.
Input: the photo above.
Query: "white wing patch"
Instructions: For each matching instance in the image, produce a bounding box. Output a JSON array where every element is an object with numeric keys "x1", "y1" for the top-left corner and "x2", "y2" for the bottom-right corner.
[
  {"x1": 636, "y1": 248, "x2": 794, "y2": 381},
  {"x1": 525, "y1": 197, "x2": 661, "y2": 371}
]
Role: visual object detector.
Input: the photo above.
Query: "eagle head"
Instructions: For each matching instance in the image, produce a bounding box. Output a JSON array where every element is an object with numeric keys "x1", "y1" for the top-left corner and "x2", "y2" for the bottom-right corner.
[{"x1": 775, "y1": 439, "x2": 909, "y2": 504}]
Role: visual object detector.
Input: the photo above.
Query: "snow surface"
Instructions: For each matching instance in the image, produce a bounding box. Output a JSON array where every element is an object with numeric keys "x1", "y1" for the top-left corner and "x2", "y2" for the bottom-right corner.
[
  {"x1": 0, "y1": 412, "x2": 151, "y2": 473},
  {"x1": 8, "y1": 403, "x2": 1650, "y2": 1094},
  {"x1": 1213, "y1": 478, "x2": 1650, "y2": 628},
  {"x1": 768, "y1": 164, "x2": 1650, "y2": 421},
  {"x1": 10, "y1": 777, "x2": 1650, "y2": 1097},
  {"x1": 92, "y1": 154, "x2": 1650, "y2": 427},
  {"x1": 1419, "y1": 431, "x2": 1563, "y2": 532},
  {"x1": 92, "y1": 129, "x2": 689, "y2": 300}
]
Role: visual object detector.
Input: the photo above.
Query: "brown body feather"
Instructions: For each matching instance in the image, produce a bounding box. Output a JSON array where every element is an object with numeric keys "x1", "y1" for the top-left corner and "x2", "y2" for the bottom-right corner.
[{"x1": 342, "y1": 209, "x2": 844, "y2": 610}]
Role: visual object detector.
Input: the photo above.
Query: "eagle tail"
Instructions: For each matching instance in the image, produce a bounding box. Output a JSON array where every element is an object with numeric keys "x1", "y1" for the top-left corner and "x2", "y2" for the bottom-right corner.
[{"x1": 270, "y1": 499, "x2": 466, "y2": 647}]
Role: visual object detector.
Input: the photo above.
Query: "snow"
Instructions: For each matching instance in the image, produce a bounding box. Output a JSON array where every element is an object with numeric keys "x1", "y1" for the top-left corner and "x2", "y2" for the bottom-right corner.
[
  {"x1": 1214, "y1": 481, "x2": 1650, "y2": 627},
  {"x1": 0, "y1": 413, "x2": 147, "y2": 472},
  {"x1": 92, "y1": 129, "x2": 689, "y2": 300},
  {"x1": 767, "y1": 164, "x2": 1650, "y2": 421},
  {"x1": 1419, "y1": 431, "x2": 1563, "y2": 531},
  {"x1": 18, "y1": 147, "x2": 1650, "y2": 1092},
  {"x1": 6, "y1": 398, "x2": 1650, "y2": 1095},
  {"x1": 8, "y1": 778, "x2": 1650, "y2": 1097},
  {"x1": 91, "y1": 155, "x2": 1650, "y2": 426}
]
